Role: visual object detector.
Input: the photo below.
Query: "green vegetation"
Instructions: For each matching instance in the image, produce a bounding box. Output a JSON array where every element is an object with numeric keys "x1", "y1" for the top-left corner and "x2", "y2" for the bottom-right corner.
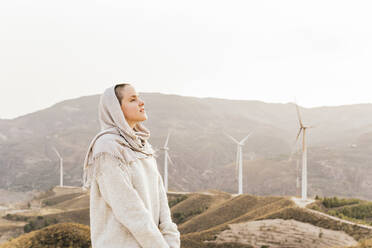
[
  {"x1": 339, "y1": 204, "x2": 372, "y2": 220},
  {"x1": 4, "y1": 213, "x2": 60, "y2": 233},
  {"x1": 169, "y1": 194, "x2": 188, "y2": 208},
  {"x1": 309, "y1": 196, "x2": 372, "y2": 226},
  {"x1": 173, "y1": 206, "x2": 207, "y2": 224},
  {"x1": 321, "y1": 196, "x2": 360, "y2": 208},
  {"x1": 23, "y1": 217, "x2": 58, "y2": 233},
  {"x1": 4, "y1": 214, "x2": 29, "y2": 222}
]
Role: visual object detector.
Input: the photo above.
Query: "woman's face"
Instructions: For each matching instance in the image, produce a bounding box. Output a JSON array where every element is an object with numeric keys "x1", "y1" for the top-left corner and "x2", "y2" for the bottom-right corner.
[{"x1": 120, "y1": 85, "x2": 147, "y2": 128}]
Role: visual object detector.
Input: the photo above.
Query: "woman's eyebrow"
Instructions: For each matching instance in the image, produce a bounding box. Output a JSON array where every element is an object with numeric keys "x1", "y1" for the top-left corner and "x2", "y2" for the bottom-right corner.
[{"x1": 130, "y1": 94, "x2": 140, "y2": 98}]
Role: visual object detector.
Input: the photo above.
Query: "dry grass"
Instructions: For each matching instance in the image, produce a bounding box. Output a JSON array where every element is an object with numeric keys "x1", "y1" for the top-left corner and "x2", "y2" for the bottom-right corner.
[
  {"x1": 0, "y1": 222, "x2": 90, "y2": 248},
  {"x1": 5, "y1": 188, "x2": 372, "y2": 248},
  {"x1": 179, "y1": 195, "x2": 295, "y2": 248},
  {"x1": 179, "y1": 194, "x2": 286, "y2": 234},
  {"x1": 52, "y1": 194, "x2": 89, "y2": 210},
  {"x1": 41, "y1": 208, "x2": 90, "y2": 226},
  {"x1": 41, "y1": 193, "x2": 85, "y2": 207},
  {"x1": 171, "y1": 192, "x2": 231, "y2": 225}
]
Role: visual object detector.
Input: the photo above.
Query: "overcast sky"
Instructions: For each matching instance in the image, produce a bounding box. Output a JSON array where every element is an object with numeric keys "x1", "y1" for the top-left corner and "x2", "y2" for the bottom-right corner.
[{"x1": 1, "y1": 0, "x2": 372, "y2": 119}]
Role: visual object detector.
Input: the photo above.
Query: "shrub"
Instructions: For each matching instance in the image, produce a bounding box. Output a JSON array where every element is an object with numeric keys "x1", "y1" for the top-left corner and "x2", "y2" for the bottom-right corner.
[
  {"x1": 173, "y1": 212, "x2": 185, "y2": 223},
  {"x1": 24, "y1": 224, "x2": 32, "y2": 233},
  {"x1": 322, "y1": 196, "x2": 360, "y2": 208},
  {"x1": 169, "y1": 195, "x2": 188, "y2": 208}
]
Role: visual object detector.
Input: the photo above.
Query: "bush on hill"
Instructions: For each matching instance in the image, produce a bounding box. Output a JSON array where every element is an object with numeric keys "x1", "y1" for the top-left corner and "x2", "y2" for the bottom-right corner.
[
  {"x1": 0, "y1": 222, "x2": 91, "y2": 248},
  {"x1": 322, "y1": 196, "x2": 360, "y2": 208}
]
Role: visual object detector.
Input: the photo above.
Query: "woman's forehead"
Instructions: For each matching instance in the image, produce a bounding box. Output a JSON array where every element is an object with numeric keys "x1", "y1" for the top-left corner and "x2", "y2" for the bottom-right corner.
[{"x1": 123, "y1": 85, "x2": 138, "y2": 97}]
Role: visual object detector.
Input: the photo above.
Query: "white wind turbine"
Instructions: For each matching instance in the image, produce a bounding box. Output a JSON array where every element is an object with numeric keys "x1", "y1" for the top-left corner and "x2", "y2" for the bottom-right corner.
[
  {"x1": 52, "y1": 146, "x2": 64, "y2": 187},
  {"x1": 296, "y1": 159, "x2": 300, "y2": 197},
  {"x1": 289, "y1": 103, "x2": 314, "y2": 201},
  {"x1": 224, "y1": 131, "x2": 253, "y2": 195},
  {"x1": 160, "y1": 131, "x2": 175, "y2": 192}
]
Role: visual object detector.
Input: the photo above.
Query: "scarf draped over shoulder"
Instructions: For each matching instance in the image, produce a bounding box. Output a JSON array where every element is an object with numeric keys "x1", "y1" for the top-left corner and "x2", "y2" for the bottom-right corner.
[{"x1": 82, "y1": 84, "x2": 155, "y2": 190}]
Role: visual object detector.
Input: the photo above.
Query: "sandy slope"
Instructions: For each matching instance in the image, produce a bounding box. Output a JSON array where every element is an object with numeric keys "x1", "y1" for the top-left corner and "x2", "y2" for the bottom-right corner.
[{"x1": 206, "y1": 219, "x2": 358, "y2": 248}]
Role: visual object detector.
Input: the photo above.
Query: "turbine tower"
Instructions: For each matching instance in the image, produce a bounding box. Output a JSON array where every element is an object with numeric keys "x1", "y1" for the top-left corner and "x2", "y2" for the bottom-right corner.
[
  {"x1": 52, "y1": 146, "x2": 64, "y2": 187},
  {"x1": 160, "y1": 130, "x2": 175, "y2": 192},
  {"x1": 296, "y1": 159, "x2": 300, "y2": 197},
  {"x1": 224, "y1": 131, "x2": 253, "y2": 195},
  {"x1": 289, "y1": 103, "x2": 313, "y2": 201}
]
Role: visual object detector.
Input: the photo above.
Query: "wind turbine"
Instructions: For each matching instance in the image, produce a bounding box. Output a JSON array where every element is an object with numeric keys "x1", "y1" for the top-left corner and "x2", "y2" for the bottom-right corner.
[
  {"x1": 224, "y1": 131, "x2": 253, "y2": 195},
  {"x1": 296, "y1": 159, "x2": 300, "y2": 197},
  {"x1": 52, "y1": 146, "x2": 64, "y2": 187},
  {"x1": 289, "y1": 103, "x2": 314, "y2": 201},
  {"x1": 160, "y1": 130, "x2": 175, "y2": 192}
]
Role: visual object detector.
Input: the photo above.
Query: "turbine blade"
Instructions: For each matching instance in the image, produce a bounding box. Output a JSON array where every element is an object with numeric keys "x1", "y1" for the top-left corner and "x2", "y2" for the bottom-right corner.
[
  {"x1": 164, "y1": 131, "x2": 171, "y2": 147},
  {"x1": 167, "y1": 153, "x2": 175, "y2": 166},
  {"x1": 224, "y1": 132, "x2": 239, "y2": 144},
  {"x1": 52, "y1": 146, "x2": 61, "y2": 159},
  {"x1": 241, "y1": 131, "x2": 253, "y2": 144},
  {"x1": 295, "y1": 127, "x2": 302, "y2": 143},
  {"x1": 288, "y1": 128, "x2": 303, "y2": 161},
  {"x1": 295, "y1": 102, "x2": 304, "y2": 127}
]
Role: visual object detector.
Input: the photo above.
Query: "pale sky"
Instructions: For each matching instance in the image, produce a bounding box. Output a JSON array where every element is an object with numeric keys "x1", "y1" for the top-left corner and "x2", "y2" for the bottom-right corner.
[{"x1": 1, "y1": 0, "x2": 372, "y2": 119}]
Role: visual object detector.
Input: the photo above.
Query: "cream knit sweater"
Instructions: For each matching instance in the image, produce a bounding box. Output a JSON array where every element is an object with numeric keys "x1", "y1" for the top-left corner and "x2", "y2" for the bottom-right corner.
[{"x1": 89, "y1": 152, "x2": 181, "y2": 248}]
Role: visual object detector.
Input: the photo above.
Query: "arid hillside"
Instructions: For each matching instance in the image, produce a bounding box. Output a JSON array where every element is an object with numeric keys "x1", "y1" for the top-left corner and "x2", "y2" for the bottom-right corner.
[{"x1": 1, "y1": 186, "x2": 372, "y2": 247}]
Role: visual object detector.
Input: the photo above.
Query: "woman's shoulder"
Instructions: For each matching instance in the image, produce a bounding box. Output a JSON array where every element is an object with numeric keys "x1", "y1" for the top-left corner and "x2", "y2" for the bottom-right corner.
[
  {"x1": 93, "y1": 134, "x2": 122, "y2": 155},
  {"x1": 95, "y1": 133, "x2": 119, "y2": 146},
  {"x1": 92, "y1": 135, "x2": 126, "y2": 163},
  {"x1": 93, "y1": 134, "x2": 154, "y2": 166}
]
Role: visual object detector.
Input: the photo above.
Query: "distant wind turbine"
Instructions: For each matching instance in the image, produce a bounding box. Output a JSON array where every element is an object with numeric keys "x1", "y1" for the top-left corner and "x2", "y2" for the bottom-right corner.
[
  {"x1": 224, "y1": 131, "x2": 253, "y2": 195},
  {"x1": 296, "y1": 159, "x2": 300, "y2": 197},
  {"x1": 289, "y1": 102, "x2": 314, "y2": 201},
  {"x1": 52, "y1": 146, "x2": 64, "y2": 187},
  {"x1": 160, "y1": 130, "x2": 175, "y2": 192}
]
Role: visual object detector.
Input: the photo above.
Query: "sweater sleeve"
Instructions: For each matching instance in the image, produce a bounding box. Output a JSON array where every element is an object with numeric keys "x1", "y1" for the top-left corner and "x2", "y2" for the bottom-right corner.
[
  {"x1": 95, "y1": 153, "x2": 170, "y2": 248},
  {"x1": 158, "y1": 173, "x2": 181, "y2": 248}
]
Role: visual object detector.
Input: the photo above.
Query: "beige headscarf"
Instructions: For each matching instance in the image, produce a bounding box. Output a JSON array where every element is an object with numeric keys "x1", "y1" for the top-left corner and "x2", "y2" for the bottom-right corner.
[{"x1": 82, "y1": 84, "x2": 155, "y2": 190}]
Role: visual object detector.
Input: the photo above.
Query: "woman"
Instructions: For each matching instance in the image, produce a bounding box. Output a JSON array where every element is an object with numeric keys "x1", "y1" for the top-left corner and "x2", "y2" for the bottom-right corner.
[{"x1": 82, "y1": 83, "x2": 181, "y2": 248}]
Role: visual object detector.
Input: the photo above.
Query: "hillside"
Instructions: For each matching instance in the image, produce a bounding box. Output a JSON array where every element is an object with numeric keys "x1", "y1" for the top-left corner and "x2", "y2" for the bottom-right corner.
[
  {"x1": 1, "y1": 93, "x2": 372, "y2": 200},
  {"x1": 2, "y1": 186, "x2": 372, "y2": 247},
  {"x1": 0, "y1": 222, "x2": 90, "y2": 248},
  {"x1": 309, "y1": 196, "x2": 372, "y2": 226}
]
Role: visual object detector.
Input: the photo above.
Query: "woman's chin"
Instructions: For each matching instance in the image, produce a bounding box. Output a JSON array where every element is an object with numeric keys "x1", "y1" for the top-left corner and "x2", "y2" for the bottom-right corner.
[{"x1": 139, "y1": 115, "x2": 147, "y2": 121}]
